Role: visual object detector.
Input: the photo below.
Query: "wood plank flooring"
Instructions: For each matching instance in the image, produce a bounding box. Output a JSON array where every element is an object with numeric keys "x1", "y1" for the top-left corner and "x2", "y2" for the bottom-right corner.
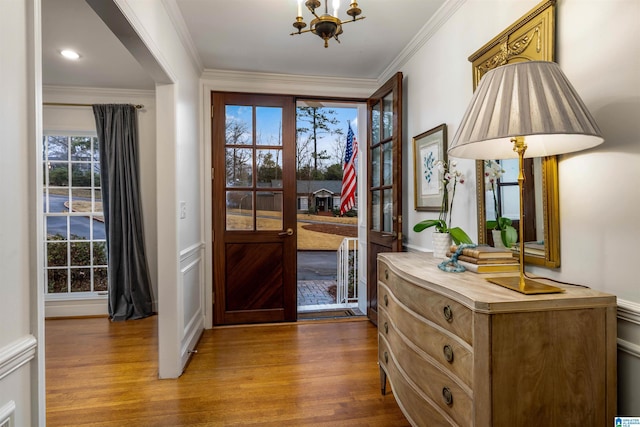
[{"x1": 46, "y1": 316, "x2": 409, "y2": 426}]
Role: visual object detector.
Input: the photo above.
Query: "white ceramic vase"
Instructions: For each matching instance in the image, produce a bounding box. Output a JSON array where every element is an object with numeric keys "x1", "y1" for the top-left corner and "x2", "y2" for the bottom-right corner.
[
  {"x1": 432, "y1": 232, "x2": 452, "y2": 259},
  {"x1": 492, "y1": 229, "x2": 507, "y2": 249}
]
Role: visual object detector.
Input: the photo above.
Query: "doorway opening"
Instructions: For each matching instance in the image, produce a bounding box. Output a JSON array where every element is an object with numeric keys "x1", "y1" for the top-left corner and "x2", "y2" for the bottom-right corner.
[{"x1": 295, "y1": 100, "x2": 365, "y2": 319}]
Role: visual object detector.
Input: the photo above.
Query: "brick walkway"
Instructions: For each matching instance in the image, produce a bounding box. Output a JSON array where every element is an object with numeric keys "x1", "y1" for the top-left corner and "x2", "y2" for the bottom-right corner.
[{"x1": 297, "y1": 280, "x2": 336, "y2": 306}]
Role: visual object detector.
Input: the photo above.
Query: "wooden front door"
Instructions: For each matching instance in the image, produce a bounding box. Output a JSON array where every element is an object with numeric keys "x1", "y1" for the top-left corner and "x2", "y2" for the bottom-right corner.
[
  {"x1": 212, "y1": 92, "x2": 297, "y2": 325},
  {"x1": 366, "y1": 73, "x2": 403, "y2": 325}
]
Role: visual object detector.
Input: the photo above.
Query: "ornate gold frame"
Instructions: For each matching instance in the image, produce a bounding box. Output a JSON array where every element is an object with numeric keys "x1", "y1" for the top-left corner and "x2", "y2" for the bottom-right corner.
[{"x1": 469, "y1": 0, "x2": 560, "y2": 268}]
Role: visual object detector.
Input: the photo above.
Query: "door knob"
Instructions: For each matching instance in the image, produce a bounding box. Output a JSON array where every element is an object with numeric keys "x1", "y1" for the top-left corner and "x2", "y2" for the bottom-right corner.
[{"x1": 278, "y1": 228, "x2": 294, "y2": 236}]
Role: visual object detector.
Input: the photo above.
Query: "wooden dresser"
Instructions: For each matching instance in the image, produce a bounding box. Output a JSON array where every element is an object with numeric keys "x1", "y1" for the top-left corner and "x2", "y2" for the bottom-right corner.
[{"x1": 377, "y1": 252, "x2": 616, "y2": 427}]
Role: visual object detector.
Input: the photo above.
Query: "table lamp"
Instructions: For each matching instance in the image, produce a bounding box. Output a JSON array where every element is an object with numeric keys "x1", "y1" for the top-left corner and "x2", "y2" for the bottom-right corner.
[{"x1": 448, "y1": 61, "x2": 604, "y2": 294}]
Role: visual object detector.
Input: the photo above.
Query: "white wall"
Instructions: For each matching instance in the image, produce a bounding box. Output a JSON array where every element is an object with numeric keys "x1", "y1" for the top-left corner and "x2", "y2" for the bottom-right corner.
[
  {"x1": 42, "y1": 86, "x2": 157, "y2": 318},
  {"x1": 400, "y1": 0, "x2": 640, "y2": 415},
  {"x1": 0, "y1": 0, "x2": 43, "y2": 425},
  {"x1": 114, "y1": 0, "x2": 204, "y2": 378}
]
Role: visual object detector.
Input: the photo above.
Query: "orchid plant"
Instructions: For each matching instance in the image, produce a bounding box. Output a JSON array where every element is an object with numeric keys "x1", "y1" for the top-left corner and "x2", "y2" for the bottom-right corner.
[
  {"x1": 413, "y1": 159, "x2": 473, "y2": 245},
  {"x1": 484, "y1": 160, "x2": 517, "y2": 248}
]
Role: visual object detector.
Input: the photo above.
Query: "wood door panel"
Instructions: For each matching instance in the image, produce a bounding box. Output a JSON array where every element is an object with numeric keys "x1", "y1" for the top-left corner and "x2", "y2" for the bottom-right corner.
[{"x1": 225, "y1": 243, "x2": 284, "y2": 311}]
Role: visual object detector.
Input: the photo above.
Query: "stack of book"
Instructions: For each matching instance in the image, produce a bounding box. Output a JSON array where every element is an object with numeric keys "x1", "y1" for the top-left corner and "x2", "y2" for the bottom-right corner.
[{"x1": 448, "y1": 245, "x2": 519, "y2": 273}]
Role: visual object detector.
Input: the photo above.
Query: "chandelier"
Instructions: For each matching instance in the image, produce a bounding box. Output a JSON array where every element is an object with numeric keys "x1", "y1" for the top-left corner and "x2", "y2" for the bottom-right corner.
[{"x1": 291, "y1": 1, "x2": 365, "y2": 48}]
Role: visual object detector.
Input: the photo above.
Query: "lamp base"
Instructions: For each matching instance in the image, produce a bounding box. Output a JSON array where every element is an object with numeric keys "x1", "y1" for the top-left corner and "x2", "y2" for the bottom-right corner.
[{"x1": 486, "y1": 276, "x2": 565, "y2": 295}]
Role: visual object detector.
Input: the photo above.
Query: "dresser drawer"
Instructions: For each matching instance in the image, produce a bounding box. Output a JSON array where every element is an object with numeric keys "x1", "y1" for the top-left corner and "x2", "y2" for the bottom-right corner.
[
  {"x1": 379, "y1": 338, "x2": 454, "y2": 427},
  {"x1": 379, "y1": 261, "x2": 473, "y2": 345},
  {"x1": 379, "y1": 327, "x2": 473, "y2": 426},
  {"x1": 378, "y1": 289, "x2": 473, "y2": 388}
]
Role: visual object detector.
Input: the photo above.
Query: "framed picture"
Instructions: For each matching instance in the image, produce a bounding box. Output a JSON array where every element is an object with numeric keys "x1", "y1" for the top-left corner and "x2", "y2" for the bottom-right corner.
[{"x1": 413, "y1": 124, "x2": 447, "y2": 211}]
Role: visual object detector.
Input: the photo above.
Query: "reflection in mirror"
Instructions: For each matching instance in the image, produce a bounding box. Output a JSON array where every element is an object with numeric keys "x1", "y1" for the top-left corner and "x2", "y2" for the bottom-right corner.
[{"x1": 476, "y1": 156, "x2": 560, "y2": 267}]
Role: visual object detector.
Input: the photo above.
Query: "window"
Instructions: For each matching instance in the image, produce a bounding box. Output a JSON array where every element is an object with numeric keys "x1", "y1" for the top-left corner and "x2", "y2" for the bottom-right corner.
[{"x1": 43, "y1": 134, "x2": 107, "y2": 296}]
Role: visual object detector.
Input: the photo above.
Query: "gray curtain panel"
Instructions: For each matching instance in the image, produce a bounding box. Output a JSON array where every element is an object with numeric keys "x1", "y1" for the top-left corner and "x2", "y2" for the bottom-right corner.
[{"x1": 93, "y1": 104, "x2": 154, "y2": 321}]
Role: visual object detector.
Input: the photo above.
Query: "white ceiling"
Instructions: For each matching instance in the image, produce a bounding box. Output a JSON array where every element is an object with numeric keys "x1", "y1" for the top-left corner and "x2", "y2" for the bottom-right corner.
[{"x1": 42, "y1": 0, "x2": 447, "y2": 90}]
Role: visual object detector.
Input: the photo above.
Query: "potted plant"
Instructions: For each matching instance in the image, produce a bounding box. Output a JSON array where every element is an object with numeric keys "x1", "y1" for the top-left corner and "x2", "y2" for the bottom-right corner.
[
  {"x1": 484, "y1": 160, "x2": 517, "y2": 248},
  {"x1": 413, "y1": 160, "x2": 473, "y2": 256}
]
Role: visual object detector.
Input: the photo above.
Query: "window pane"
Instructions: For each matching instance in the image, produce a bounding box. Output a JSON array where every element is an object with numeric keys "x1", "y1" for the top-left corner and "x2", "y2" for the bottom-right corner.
[
  {"x1": 46, "y1": 136, "x2": 68, "y2": 160},
  {"x1": 226, "y1": 191, "x2": 253, "y2": 230},
  {"x1": 382, "y1": 142, "x2": 393, "y2": 185},
  {"x1": 225, "y1": 105, "x2": 253, "y2": 145},
  {"x1": 92, "y1": 137, "x2": 100, "y2": 161},
  {"x1": 501, "y1": 186, "x2": 520, "y2": 219},
  {"x1": 70, "y1": 217, "x2": 90, "y2": 240},
  {"x1": 256, "y1": 107, "x2": 282, "y2": 146},
  {"x1": 70, "y1": 188, "x2": 92, "y2": 213},
  {"x1": 70, "y1": 241, "x2": 91, "y2": 266},
  {"x1": 94, "y1": 268, "x2": 108, "y2": 291},
  {"x1": 371, "y1": 190, "x2": 381, "y2": 231},
  {"x1": 47, "y1": 241, "x2": 67, "y2": 267},
  {"x1": 70, "y1": 268, "x2": 91, "y2": 292},
  {"x1": 501, "y1": 159, "x2": 518, "y2": 182},
  {"x1": 371, "y1": 102, "x2": 381, "y2": 144},
  {"x1": 371, "y1": 146, "x2": 380, "y2": 188},
  {"x1": 256, "y1": 149, "x2": 283, "y2": 187},
  {"x1": 47, "y1": 269, "x2": 68, "y2": 294},
  {"x1": 71, "y1": 163, "x2": 92, "y2": 187},
  {"x1": 71, "y1": 136, "x2": 92, "y2": 161},
  {"x1": 382, "y1": 93, "x2": 393, "y2": 140},
  {"x1": 47, "y1": 163, "x2": 69, "y2": 187},
  {"x1": 256, "y1": 191, "x2": 282, "y2": 230},
  {"x1": 93, "y1": 242, "x2": 108, "y2": 265},
  {"x1": 46, "y1": 216, "x2": 67, "y2": 240},
  {"x1": 226, "y1": 148, "x2": 253, "y2": 187},
  {"x1": 383, "y1": 189, "x2": 393, "y2": 232},
  {"x1": 94, "y1": 220, "x2": 106, "y2": 240}
]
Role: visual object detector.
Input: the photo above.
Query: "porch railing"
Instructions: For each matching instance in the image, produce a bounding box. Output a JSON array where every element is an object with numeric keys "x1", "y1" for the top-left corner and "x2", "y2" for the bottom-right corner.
[{"x1": 336, "y1": 237, "x2": 358, "y2": 304}]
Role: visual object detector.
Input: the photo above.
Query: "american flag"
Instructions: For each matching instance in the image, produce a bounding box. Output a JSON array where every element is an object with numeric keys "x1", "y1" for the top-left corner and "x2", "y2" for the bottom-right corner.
[{"x1": 340, "y1": 123, "x2": 358, "y2": 215}]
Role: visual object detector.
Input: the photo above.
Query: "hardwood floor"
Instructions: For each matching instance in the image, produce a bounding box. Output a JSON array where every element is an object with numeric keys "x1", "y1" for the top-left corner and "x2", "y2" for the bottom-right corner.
[{"x1": 45, "y1": 316, "x2": 409, "y2": 426}]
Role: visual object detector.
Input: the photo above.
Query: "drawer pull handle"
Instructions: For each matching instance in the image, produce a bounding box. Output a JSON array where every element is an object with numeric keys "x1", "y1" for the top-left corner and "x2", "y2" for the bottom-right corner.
[
  {"x1": 443, "y1": 305, "x2": 453, "y2": 322},
  {"x1": 384, "y1": 294, "x2": 389, "y2": 306},
  {"x1": 385, "y1": 269, "x2": 389, "y2": 280},
  {"x1": 383, "y1": 322, "x2": 389, "y2": 334},
  {"x1": 443, "y1": 345, "x2": 454, "y2": 363},
  {"x1": 442, "y1": 387, "x2": 453, "y2": 406},
  {"x1": 383, "y1": 351, "x2": 389, "y2": 364}
]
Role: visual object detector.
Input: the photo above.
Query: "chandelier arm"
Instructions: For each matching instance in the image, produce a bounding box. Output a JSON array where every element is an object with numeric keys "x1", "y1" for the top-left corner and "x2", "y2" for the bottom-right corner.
[
  {"x1": 338, "y1": 16, "x2": 366, "y2": 25},
  {"x1": 290, "y1": 28, "x2": 315, "y2": 36}
]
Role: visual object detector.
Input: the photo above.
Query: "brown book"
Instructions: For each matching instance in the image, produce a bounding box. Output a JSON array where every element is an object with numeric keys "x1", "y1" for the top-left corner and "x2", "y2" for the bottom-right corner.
[
  {"x1": 457, "y1": 260, "x2": 520, "y2": 273},
  {"x1": 449, "y1": 245, "x2": 514, "y2": 259},
  {"x1": 446, "y1": 253, "x2": 518, "y2": 265}
]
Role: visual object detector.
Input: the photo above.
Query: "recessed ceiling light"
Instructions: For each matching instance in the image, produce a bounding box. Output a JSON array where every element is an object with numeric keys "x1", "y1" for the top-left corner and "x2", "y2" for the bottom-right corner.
[{"x1": 60, "y1": 49, "x2": 80, "y2": 60}]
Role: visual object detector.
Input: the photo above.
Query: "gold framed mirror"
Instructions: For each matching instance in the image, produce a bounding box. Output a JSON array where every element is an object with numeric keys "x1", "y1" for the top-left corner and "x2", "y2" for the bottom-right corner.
[{"x1": 468, "y1": 0, "x2": 560, "y2": 267}]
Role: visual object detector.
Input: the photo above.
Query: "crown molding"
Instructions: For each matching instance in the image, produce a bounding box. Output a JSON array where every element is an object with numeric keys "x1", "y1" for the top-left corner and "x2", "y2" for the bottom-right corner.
[
  {"x1": 378, "y1": 0, "x2": 466, "y2": 84},
  {"x1": 161, "y1": 0, "x2": 204, "y2": 73},
  {"x1": 202, "y1": 69, "x2": 378, "y2": 98},
  {"x1": 43, "y1": 85, "x2": 155, "y2": 102}
]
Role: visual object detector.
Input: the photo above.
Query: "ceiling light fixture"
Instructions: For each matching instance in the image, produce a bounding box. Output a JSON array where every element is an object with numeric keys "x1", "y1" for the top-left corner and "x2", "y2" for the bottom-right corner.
[
  {"x1": 60, "y1": 49, "x2": 80, "y2": 60},
  {"x1": 291, "y1": 0, "x2": 365, "y2": 48}
]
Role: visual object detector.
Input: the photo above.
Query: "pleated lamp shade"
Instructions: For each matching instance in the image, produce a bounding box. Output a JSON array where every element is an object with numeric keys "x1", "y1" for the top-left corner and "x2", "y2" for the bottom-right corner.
[{"x1": 448, "y1": 61, "x2": 604, "y2": 160}]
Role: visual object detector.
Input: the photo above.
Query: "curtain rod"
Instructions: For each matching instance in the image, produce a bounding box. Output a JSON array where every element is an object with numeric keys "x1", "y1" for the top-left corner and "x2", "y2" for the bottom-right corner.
[{"x1": 43, "y1": 102, "x2": 144, "y2": 109}]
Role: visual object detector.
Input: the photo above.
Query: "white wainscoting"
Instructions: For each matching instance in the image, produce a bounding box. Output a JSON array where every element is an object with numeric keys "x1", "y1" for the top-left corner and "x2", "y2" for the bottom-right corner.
[
  {"x1": 617, "y1": 299, "x2": 640, "y2": 415},
  {"x1": 179, "y1": 242, "x2": 205, "y2": 370},
  {"x1": 0, "y1": 336, "x2": 37, "y2": 382}
]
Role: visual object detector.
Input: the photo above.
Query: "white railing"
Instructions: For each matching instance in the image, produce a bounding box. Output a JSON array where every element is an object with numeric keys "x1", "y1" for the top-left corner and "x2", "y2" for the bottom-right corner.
[{"x1": 336, "y1": 238, "x2": 358, "y2": 304}]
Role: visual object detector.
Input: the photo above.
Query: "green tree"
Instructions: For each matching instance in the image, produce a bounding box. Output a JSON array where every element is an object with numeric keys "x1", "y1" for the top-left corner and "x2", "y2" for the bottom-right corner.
[{"x1": 325, "y1": 163, "x2": 343, "y2": 180}]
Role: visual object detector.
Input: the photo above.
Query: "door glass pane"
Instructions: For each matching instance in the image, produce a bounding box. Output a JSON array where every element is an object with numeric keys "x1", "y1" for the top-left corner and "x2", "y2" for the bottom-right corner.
[
  {"x1": 382, "y1": 142, "x2": 393, "y2": 185},
  {"x1": 225, "y1": 105, "x2": 253, "y2": 145},
  {"x1": 371, "y1": 146, "x2": 380, "y2": 187},
  {"x1": 501, "y1": 159, "x2": 518, "y2": 182},
  {"x1": 371, "y1": 190, "x2": 381, "y2": 231},
  {"x1": 256, "y1": 191, "x2": 282, "y2": 230},
  {"x1": 256, "y1": 107, "x2": 283, "y2": 146},
  {"x1": 382, "y1": 93, "x2": 393, "y2": 140},
  {"x1": 226, "y1": 191, "x2": 253, "y2": 230},
  {"x1": 226, "y1": 148, "x2": 253, "y2": 187},
  {"x1": 371, "y1": 101, "x2": 381, "y2": 144},
  {"x1": 383, "y1": 189, "x2": 393, "y2": 232},
  {"x1": 256, "y1": 149, "x2": 283, "y2": 187}
]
